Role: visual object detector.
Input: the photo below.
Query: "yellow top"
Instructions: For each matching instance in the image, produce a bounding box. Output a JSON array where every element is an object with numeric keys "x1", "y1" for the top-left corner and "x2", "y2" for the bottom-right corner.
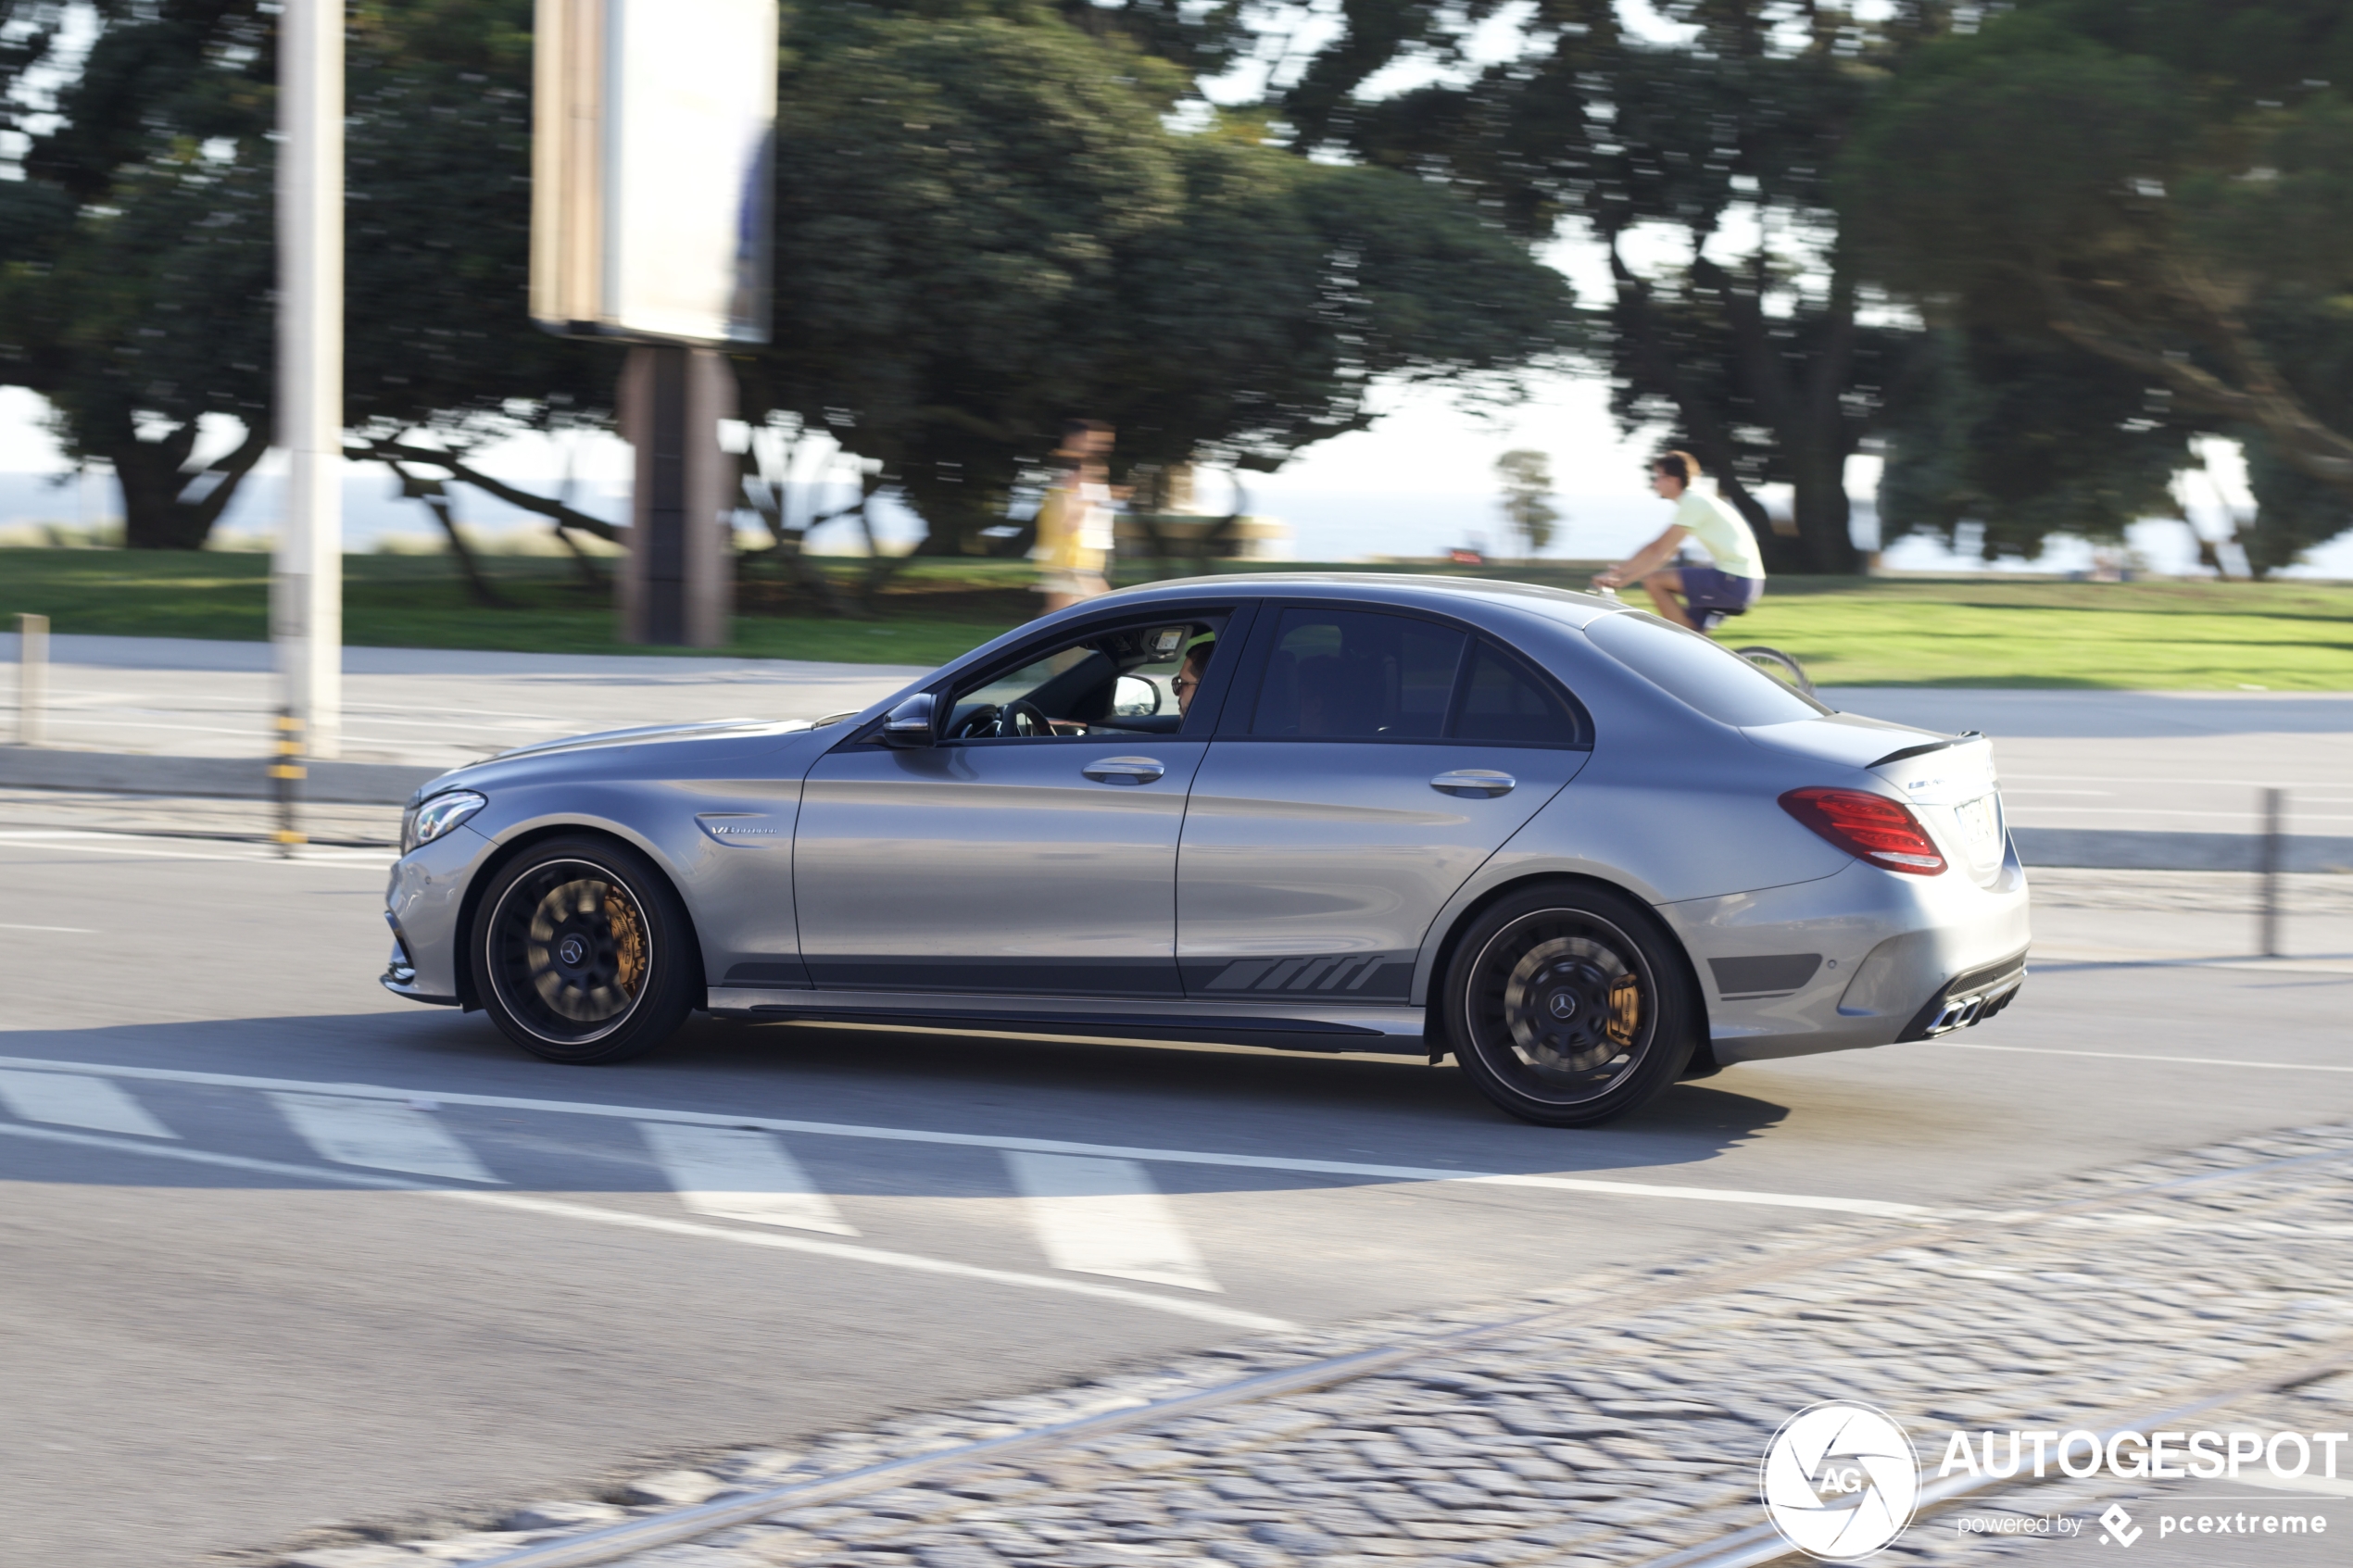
[{"x1": 1033, "y1": 480, "x2": 1113, "y2": 574}]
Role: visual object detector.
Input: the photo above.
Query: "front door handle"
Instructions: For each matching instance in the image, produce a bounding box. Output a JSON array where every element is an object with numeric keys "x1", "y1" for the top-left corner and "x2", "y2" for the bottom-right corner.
[
  {"x1": 1084, "y1": 756, "x2": 1166, "y2": 785},
  {"x1": 1431, "y1": 769, "x2": 1516, "y2": 798}
]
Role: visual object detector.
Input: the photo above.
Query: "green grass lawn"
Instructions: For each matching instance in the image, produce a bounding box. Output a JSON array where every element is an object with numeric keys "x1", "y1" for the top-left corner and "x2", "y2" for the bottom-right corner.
[{"x1": 5, "y1": 547, "x2": 2350, "y2": 688}]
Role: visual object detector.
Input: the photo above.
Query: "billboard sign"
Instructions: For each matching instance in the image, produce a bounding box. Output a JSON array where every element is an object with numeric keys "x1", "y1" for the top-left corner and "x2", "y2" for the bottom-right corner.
[{"x1": 532, "y1": 0, "x2": 777, "y2": 345}]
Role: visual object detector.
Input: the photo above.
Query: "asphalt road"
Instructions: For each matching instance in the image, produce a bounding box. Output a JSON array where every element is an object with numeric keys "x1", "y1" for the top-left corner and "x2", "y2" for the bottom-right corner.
[{"x1": 4, "y1": 834, "x2": 2351, "y2": 1566}]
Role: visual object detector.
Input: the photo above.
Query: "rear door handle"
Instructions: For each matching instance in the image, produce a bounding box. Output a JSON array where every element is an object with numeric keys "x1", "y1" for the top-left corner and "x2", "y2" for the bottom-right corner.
[
  {"x1": 1431, "y1": 769, "x2": 1516, "y2": 798},
  {"x1": 1084, "y1": 756, "x2": 1165, "y2": 785}
]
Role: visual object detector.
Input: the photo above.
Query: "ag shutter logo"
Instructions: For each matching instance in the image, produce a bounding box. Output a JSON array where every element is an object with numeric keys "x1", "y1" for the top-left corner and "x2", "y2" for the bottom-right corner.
[{"x1": 1760, "y1": 1401, "x2": 1922, "y2": 1561}]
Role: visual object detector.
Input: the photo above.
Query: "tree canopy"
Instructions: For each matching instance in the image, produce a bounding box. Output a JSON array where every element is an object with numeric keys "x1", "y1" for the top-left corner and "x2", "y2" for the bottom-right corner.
[
  {"x1": 0, "y1": 0, "x2": 1576, "y2": 554},
  {"x1": 1315, "y1": 1, "x2": 1962, "y2": 573},
  {"x1": 1844, "y1": 0, "x2": 2353, "y2": 571}
]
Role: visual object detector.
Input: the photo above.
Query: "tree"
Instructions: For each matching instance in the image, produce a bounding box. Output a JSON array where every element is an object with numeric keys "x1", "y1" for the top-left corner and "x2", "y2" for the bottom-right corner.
[
  {"x1": 0, "y1": 0, "x2": 613, "y2": 550},
  {"x1": 1843, "y1": 0, "x2": 2353, "y2": 572},
  {"x1": 1328, "y1": 2, "x2": 1959, "y2": 574},
  {"x1": 3, "y1": 0, "x2": 1577, "y2": 562},
  {"x1": 741, "y1": 1, "x2": 1579, "y2": 558},
  {"x1": 1494, "y1": 448, "x2": 1558, "y2": 557}
]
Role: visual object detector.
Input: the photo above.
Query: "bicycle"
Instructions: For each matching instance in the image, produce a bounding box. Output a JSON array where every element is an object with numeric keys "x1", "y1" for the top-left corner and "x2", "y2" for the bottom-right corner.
[{"x1": 1591, "y1": 585, "x2": 1814, "y2": 696}]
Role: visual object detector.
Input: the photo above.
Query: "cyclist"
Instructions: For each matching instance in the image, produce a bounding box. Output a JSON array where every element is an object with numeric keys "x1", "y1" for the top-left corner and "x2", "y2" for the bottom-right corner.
[{"x1": 1591, "y1": 451, "x2": 1765, "y2": 632}]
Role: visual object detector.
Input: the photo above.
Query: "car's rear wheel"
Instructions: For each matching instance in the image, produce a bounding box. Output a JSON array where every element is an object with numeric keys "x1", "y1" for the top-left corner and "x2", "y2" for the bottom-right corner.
[
  {"x1": 472, "y1": 835, "x2": 696, "y2": 1064},
  {"x1": 1440, "y1": 883, "x2": 1698, "y2": 1126}
]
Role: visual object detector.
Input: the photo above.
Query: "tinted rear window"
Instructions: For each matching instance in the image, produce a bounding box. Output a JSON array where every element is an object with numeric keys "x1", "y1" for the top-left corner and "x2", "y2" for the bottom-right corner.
[
  {"x1": 1585, "y1": 612, "x2": 1828, "y2": 727},
  {"x1": 1251, "y1": 608, "x2": 1466, "y2": 739},
  {"x1": 1453, "y1": 641, "x2": 1583, "y2": 745}
]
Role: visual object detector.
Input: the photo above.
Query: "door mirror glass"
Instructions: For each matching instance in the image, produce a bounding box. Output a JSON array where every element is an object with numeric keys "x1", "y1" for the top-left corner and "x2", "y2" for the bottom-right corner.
[
  {"x1": 880, "y1": 693, "x2": 936, "y2": 747},
  {"x1": 1111, "y1": 673, "x2": 1163, "y2": 717}
]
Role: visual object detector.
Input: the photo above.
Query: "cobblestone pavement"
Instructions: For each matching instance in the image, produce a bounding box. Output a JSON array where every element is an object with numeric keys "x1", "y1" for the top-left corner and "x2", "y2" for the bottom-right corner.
[{"x1": 260, "y1": 1123, "x2": 2353, "y2": 1568}]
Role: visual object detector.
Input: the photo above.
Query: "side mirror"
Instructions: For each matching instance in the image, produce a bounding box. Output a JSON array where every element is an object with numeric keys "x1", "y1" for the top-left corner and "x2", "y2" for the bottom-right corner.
[
  {"x1": 1111, "y1": 673, "x2": 1162, "y2": 717},
  {"x1": 880, "y1": 693, "x2": 937, "y2": 747}
]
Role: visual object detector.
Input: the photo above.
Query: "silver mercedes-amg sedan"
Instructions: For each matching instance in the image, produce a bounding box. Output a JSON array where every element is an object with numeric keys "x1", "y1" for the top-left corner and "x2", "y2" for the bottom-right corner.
[{"x1": 382, "y1": 575, "x2": 2028, "y2": 1125}]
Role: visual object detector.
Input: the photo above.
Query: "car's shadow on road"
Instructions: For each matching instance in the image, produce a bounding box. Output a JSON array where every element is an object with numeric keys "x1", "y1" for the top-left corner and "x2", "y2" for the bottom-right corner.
[{"x1": 0, "y1": 1006, "x2": 1798, "y2": 1194}]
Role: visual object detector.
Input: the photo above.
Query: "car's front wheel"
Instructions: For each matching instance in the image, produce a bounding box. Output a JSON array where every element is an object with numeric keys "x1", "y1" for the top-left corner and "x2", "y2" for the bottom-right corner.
[
  {"x1": 471, "y1": 835, "x2": 697, "y2": 1064},
  {"x1": 1441, "y1": 883, "x2": 1698, "y2": 1126}
]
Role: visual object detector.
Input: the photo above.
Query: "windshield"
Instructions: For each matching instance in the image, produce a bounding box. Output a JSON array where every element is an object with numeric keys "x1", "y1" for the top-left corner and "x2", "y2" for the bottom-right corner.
[{"x1": 1585, "y1": 611, "x2": 1829, "y2": 727}]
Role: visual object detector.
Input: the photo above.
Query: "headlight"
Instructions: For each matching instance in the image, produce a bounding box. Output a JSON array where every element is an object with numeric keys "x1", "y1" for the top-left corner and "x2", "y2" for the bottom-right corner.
[{"x1": 401, "y1": 790, "x2": 487, "y2": 855}]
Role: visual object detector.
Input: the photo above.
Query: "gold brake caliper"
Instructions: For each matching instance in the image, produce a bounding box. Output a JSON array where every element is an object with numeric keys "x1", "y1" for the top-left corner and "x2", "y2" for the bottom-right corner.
[
  {"x1": 605, "y1": 885, "x2": 647, "y2": 997},
  {"x1": 1606, "y1": 973, "x2": 1642, "y2": 1047}
]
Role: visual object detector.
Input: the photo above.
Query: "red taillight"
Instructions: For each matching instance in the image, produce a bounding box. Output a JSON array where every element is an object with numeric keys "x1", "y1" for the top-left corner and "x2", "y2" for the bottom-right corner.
[{"x1": 1780, "y1": 787, "x2": 1947, "y2": 876}]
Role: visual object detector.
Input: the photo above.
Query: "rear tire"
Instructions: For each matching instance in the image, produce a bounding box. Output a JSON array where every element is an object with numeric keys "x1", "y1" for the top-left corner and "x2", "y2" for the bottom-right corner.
[
  {"x1": 471, "y1": 835, "x2": 698, "y2": 1065},
  {"x1": 1440, "y1": 883, "x2": 1698, "y2": 1127}
]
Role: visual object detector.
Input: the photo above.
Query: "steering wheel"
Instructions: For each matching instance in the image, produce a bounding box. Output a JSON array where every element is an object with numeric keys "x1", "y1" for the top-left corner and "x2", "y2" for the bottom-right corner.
[
  {"x1": 998, "y1": 698, "x2": 1053, "y2": 737},
  {"x1": 946, "y1": 703, "x2": 1000, "y2": 740}
]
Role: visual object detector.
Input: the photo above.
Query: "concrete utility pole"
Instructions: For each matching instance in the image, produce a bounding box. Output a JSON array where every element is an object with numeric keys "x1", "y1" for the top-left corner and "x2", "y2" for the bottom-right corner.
[{"x1": 271, "y1": 0, "x2": 344, "y2": 759}]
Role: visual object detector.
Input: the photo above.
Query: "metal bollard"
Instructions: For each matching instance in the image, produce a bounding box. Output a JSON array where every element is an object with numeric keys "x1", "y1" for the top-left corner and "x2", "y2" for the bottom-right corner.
[
  {"x1": 273, "y1": 709, "x2": 307, "y2": 858},
  {"x1": 2259, "y1": 786, "x2": 2285, "y2": 959},
  {"x1": 15, "y1": 611, "x2": 45, "y2": 746}
]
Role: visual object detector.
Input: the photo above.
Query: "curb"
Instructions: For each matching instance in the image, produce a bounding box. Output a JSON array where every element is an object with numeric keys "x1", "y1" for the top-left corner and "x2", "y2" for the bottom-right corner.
[{"x1": 0, "y1": 746, "x2": 442, "y2": 806}]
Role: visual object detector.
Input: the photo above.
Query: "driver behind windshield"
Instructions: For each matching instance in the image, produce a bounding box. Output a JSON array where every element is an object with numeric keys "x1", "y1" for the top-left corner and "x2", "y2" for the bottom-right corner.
[{"x1": 948, "y1": 623, "x2": 1214, "y2": 738}]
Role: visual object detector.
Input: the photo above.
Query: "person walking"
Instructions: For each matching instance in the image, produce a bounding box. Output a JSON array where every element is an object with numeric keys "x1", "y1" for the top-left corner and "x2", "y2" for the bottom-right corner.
[
  {"x1": 1592, "y1": 450, "x2": 1766, "y2": 631},
  {"x1": 1032, "y1": 420, "x2": 1118, "y2": 612}
]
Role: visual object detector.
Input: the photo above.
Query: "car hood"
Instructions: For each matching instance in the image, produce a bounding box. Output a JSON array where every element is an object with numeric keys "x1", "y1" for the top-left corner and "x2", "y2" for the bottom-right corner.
[{"x1": 408, "y1": 717, "x2": 823, "y2": 806}]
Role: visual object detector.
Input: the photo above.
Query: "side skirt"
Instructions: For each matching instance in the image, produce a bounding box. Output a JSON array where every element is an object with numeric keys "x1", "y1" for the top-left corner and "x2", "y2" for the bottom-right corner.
[{"x1": 707, "y1": 988, "x2": 1431, "y2": 1055}]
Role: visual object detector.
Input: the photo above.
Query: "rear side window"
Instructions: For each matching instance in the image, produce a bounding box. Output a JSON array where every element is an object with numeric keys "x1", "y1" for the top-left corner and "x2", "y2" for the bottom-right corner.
[
  {"x1": 1586, "y1": 611, "x2": 1827, "y2": 727},
  {"x1": 1453, "y1": 641, "x2": 1583, "y2": 745},
  {"x1": 1251, "y1": 608, "x2": 1466, "y2": 738}
]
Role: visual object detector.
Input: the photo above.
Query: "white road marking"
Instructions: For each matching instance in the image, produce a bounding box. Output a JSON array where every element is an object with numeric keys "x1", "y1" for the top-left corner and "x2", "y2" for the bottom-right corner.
[
  {"x1": 1005, "y1": 1152, "x2": 1220, "y2": 1293},
  {"x1": 0, "y1": 1055, "x2": 1935, "y2": 1216},
  {"x1": 269, "y1": 1093, "x2": 501, "y2": 1183},
  {"x1": 0, "y1": 834, "x2": 384, "y2": 865},
  {"x1": 0, "y1": 1122, "x2": 1294, "y2": 1332},
  {"x1": 0, "y1": 1071, "x2": 175, "y2": 1138},
  {"x1": 1934, "y1": 1042, "x2": 2353, "y2": 1073},
  {"x1": 639, "y1": 1123, "x2": 857, "y2": 1235},
  {"x1": 0, "y1": 922, "x2": 98, "y2": 933}
]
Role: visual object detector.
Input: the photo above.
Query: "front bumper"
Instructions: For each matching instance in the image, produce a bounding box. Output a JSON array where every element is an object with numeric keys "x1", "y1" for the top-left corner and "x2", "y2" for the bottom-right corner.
[{"x1": 381, "y1": 822, "x2": 498, "y2": 1007}]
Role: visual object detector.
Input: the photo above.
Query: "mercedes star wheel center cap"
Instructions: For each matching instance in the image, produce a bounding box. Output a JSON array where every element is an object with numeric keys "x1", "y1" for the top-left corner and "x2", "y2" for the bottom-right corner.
[
  {"x1": 558, "y1": 935, "x2": 587, "y2": 967},
  {"x1": 1548, "y1": 990, "x2": 1579, "y2": 1020}
]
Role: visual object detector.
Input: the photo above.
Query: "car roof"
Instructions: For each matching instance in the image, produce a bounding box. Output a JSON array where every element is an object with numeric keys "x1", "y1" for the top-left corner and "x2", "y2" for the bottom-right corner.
[{"x1": 1097, "y1": 571, "x2": 1626, "y2": 630}]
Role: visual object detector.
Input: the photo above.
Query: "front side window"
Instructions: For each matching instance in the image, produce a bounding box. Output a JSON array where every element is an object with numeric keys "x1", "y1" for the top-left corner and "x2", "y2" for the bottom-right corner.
[
  {"x1": 939, "y1": 616, "x2": 1228, "y2": 740},
  {"x1": 1250, "y1": 609, "x2": 1467, "y2": 739}
]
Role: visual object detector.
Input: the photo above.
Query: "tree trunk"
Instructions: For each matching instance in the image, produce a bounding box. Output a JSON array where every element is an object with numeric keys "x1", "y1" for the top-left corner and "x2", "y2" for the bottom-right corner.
[{"x1": 105, "y1": 420, "x2": 271, "y2": 550}]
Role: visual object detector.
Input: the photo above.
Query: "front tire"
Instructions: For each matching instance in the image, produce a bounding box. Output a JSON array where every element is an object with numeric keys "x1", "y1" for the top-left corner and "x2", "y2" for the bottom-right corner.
[
  {"x1": 471, "y1": 835, "x2": 697, "y2": 1064},
  {"x1": 1440, "y1": 883, "x2": 1698, "y2": 1126}
]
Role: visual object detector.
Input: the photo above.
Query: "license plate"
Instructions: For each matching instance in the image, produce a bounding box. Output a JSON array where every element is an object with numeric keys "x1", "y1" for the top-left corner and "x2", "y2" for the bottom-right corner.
[{"x1": 1957, "y1": 794, "x2": 1998, "y2": 848}]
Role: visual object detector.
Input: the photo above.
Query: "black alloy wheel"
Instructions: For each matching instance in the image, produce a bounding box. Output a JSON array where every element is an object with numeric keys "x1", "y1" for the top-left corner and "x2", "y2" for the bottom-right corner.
[
  {"x1": 1441, "y1": 883, "x2": 1698, "y2": 1126},
  {"x1": 472, "y1": 836, "x2": 697, "y2": 1064}
]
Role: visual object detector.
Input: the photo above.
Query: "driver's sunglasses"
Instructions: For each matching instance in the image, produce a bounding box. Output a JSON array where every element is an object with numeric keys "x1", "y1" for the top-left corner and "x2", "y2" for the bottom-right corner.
[{"x1": 1172, "y1": 674, "x2": 1198, "y2": 695}]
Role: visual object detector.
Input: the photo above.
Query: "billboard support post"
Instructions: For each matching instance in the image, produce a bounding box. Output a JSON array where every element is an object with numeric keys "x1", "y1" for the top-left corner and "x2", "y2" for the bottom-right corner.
[
  {"x1": 617, "y1": 345, "x2": 737, "y2": 646},
  {"x1": 272, "y1": 0, "x2": 343, "y2": 759}
]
